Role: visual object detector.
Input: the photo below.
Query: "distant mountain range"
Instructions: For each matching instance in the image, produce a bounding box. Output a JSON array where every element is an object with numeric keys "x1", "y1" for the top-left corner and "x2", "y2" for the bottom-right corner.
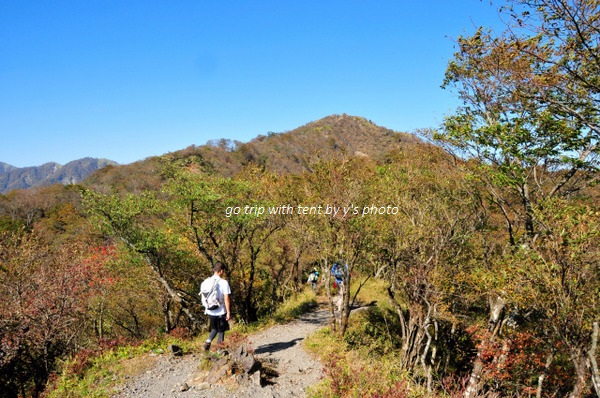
[{"x1": 0, "y1": 158, "x2": 118, "y2": 194}]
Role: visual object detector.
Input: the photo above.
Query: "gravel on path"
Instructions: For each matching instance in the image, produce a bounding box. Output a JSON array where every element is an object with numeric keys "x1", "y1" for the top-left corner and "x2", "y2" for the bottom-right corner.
[{"x1": 112, "y1": 307, "x2": 331, "y2": 398}]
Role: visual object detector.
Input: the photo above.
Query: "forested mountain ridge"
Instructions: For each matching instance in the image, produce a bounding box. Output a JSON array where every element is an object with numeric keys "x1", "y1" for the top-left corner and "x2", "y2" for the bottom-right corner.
[
  {"x1": 0, "y1": 157, "x2": 118, "y2": 194},
  {"x1": 196, "y1": 114, "x2": 421, "y2": 176},
  {"x1": 84, "y1": 114, "x2": 421, "y2": 192}
]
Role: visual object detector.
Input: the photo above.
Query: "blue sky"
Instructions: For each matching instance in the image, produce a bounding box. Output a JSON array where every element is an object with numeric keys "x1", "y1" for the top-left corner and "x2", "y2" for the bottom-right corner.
[{"x1": 0, "y1": 1, "x2": 504, "y2": 167}]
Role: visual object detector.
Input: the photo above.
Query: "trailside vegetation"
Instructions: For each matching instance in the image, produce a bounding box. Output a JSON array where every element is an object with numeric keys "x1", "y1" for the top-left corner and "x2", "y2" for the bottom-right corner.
[
  {"x1": 2, "y1": 138, "x2": 597, "y2": 397},
  {"x1": 0, "y1": 2, "x2": 599, "y2": 396}
]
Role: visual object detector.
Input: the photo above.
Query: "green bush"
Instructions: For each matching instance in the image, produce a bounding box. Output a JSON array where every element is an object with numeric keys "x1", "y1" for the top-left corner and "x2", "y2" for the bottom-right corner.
[{"x1": 343, "y1": 307, "x2": 403, "y2": 357}]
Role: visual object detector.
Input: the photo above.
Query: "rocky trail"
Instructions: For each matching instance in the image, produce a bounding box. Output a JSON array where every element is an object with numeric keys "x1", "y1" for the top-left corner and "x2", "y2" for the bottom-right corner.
[{"x1": 112, "y1": 307, "x2": 331, "y2": 398}]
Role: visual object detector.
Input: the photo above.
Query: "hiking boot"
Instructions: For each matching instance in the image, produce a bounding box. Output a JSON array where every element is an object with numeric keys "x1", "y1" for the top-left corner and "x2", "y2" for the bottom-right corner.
[{"x1": 203, "y1": 342, "x2": 211, "y2": 351}]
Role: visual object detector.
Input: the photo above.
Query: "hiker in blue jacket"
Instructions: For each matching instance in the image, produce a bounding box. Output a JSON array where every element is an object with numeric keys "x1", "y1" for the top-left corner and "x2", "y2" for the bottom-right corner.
[
  {"x1": 331, "y1": 262, "x2": 347, "y2": 312},
  {"x1": 331, "y1": 263, "x2": 344, "y2": 288}
]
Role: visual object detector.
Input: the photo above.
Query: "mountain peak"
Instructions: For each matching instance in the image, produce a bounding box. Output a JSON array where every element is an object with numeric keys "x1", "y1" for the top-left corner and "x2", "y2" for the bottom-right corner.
[{"x1": 165, "y1": 113, "x2": 421, "y2": 177}]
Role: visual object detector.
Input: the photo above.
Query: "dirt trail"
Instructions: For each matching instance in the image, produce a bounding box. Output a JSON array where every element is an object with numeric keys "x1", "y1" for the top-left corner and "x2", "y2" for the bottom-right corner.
[{"x1": 112, "y1": 307, "x2": 331, "y2": 398}]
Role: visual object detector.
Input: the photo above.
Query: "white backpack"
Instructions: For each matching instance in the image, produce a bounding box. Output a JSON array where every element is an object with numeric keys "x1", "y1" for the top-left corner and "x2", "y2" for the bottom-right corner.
[{"x1": 200, "y1": 277, "x2": 220, "y2": 310}]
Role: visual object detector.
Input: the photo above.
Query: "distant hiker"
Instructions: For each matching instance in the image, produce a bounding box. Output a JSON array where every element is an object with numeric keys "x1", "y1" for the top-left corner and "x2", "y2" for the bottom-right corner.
[
  {"x1": 331, "y1": 263, "x2": 346, "y2": 312},
  {"x1": 200, "y1": 262, "x2": 231, "y2": 351},
  {"x1": 307, "y1": 269, "x2": 319, "y2": 290},
  {"x1": 331, "y1": 263, "x2": 344, "y2": 289}
]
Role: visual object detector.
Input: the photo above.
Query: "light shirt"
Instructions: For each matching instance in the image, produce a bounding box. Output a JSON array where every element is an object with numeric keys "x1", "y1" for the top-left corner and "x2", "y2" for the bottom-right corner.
[{"x1": 204, "y1": 275, "x2": 231, "y2": 317}]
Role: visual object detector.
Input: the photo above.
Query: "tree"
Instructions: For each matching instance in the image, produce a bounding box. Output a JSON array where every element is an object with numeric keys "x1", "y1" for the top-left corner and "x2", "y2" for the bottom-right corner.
[
  {"x1": 438, "y1": 2, "x2": 600, "y2": 395},
  {"x1": 85, "y1": 245, "x2": 163, "y2": 340},
  {"x1": 521, "y1": 199, "x2": 599, "y2": 397},
  {"x1": 0, "y1": 230, "x2": 112, "y2": 397},
  {"x1": 372, "y1": 147, "x2": 482, "y2": 390},
  {"x1": 81, "y1": 189, "x2": 203, "y2": 333},
  {"x1": 466, "y1": 198, "x2": 600, "y2": 397},
  {"x1": 504, "y1": 0, "x2": 600, "y2": 139},
  {"x1": 163, "y1": 166, "x2": 286, "y2": 323},
  {"x1": 297, "y1": 157, "x2": 376, "y2": 335},
  {"x1": 438, "y1": 0, "x2": 599, "y2": 246}
]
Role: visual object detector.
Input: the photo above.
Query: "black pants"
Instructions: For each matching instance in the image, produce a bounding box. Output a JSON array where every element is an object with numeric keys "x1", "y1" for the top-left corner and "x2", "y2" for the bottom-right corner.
[{"x1": 207, "y1": 315, "x2": 229, "y2": 343}]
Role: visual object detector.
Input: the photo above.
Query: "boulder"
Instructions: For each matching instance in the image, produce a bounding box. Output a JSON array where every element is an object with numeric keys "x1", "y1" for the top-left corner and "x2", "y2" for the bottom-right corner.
[
  {"x1": 233, "y1": 345, "x2": 259, "y2": 374},
  {"x1": 169, "y1": 344, "x2": 183, "y2": 356}
]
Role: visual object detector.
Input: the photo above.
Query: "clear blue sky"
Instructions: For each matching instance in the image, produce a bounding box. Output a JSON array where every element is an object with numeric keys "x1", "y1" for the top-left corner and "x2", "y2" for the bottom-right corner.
[{"x1": 1, "y1": 1, "x2": 504, "y2": 168}]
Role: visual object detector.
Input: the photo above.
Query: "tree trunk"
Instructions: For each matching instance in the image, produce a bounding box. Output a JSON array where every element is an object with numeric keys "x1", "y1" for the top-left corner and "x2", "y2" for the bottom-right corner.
[
  {"x1": 587, "y1": 322, "x2": 600, "y2": 398},
  {"x1": 323, "y1": 263, "x2": 337, "y2": 332},
  {"x1": 463, "y1": 295, "x2": 506, "y2": 398},
  {"x1": 570, "y1": 350, "x2": 588, "y2": 398},
  {"x1": 522, "y1": 182, "x2": 535, "y2": 243},
  {"x1": 163, "y1": 299, "x2": 173, "y2": 333},
  {"x1": 339, "y1": 271, "x2": 351, "y2": 336},
  {"x1": 536, "y1": 351, "x2": 554, "y2": 398},
  {"x1": 242, "y1": 249, "x2": 260, "y2": 323},
  {"x1": 387, "y1": 287, "x2": 429, "y2": 372},
  {"x1": 402, "y1": 315, "x2": 427, "y2": 371},
  {"x1": 293, "y1": 255, "x2": 301, "y2": 292},
  {"x1": 95, "y1": 300, "x2": 105, "y2": 340},
  {"x1": 464, "y1": 359, "x2": 485, "y2": 398},
  {"x1": 488, "y1": 295, "x2": 506, "y2": 337},
  {"x1": 123, "y1": 238, "x2": 201, "y2": 331},
  {"x1": 421, "y1": 316, "x2": 437, "y2": 392}
]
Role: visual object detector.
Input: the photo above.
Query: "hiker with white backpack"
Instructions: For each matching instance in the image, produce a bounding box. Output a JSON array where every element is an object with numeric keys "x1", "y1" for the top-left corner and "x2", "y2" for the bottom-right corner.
[{"x1": 199, "y1": 262, "x2": 231, "y2": 351}]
